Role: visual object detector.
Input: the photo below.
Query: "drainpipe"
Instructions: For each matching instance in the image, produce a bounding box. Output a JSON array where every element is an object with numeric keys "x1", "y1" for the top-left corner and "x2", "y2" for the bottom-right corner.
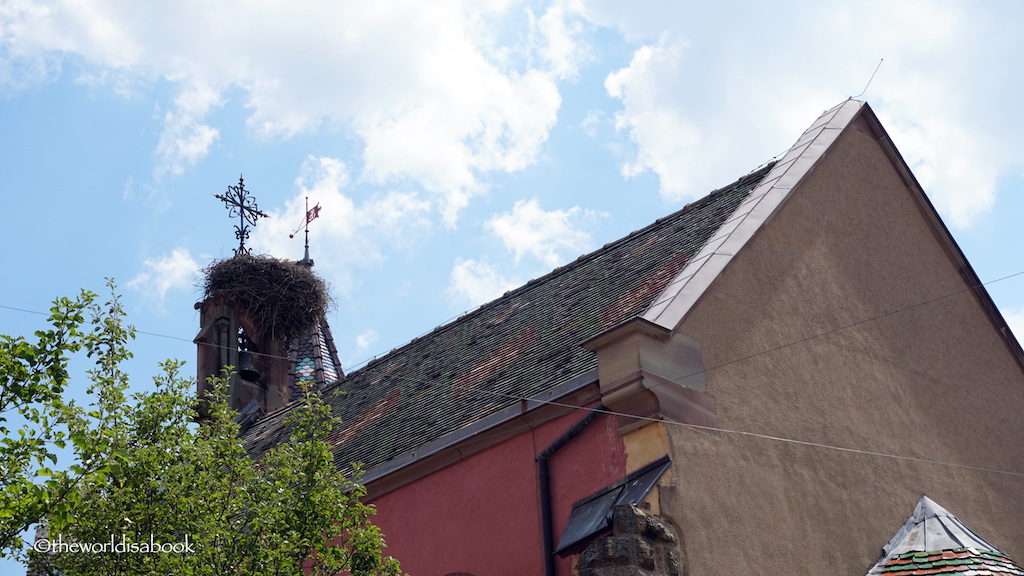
[{"x1": 536, "y1": 404, "x2": 605, "y2": 576}]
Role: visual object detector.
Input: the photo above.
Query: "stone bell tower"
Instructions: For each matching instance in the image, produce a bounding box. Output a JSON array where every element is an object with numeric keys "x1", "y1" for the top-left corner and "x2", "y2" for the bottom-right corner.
[
  {"x1": 195, "y1": 179, "x2": 341, "y2": 426},
  {"x1": 194, "y1": 285, "x2": 292, "y2": 417}
]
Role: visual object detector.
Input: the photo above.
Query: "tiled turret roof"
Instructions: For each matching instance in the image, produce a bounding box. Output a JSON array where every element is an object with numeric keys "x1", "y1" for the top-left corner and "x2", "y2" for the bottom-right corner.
[
  {"x1": 877, "y1": 548, "x2": 1024, "y2": 576},
  {"x1": 287, "y1": 316, "x2": 343, "y2": 400},
  {"x1": 867, "y1": 496, "x2": 1023, "y2": 576}
]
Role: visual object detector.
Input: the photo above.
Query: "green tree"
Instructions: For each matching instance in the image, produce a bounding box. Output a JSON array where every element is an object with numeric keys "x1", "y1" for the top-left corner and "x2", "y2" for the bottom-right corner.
[
  {"x1": 3, "y1": 286, "x2": 402, "y2": 576},
  {"x1": 0, "y1": 288, "x2": 119, "y2": 556}
]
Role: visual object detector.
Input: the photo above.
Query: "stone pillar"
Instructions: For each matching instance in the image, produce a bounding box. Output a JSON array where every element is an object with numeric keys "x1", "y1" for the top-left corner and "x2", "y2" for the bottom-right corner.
[{"x1": 577, "y1": 504, "x2": 684, "y2": 576}]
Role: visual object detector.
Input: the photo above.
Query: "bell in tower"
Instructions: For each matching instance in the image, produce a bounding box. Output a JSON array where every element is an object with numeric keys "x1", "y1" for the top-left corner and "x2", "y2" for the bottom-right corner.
[
  {"x1": 237, "y1": 352, "x2": 261, "y2": 383},
  {"x1": 234, "y1": 329, "x2": 259, "y2": 381}
]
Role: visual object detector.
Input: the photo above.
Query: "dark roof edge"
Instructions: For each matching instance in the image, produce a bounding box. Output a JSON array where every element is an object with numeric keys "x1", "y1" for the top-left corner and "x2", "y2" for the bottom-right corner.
[
  {"x1": 857, "y1": 102, "x2": 1024, "y2": 373},
  {"x1": 359, "y1": 369, "x2": 601, "y2": 498}
]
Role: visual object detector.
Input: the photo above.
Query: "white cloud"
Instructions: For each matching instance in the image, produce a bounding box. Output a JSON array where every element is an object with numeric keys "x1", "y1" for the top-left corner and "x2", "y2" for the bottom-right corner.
[
  {"x1": 294, "y1": 156, "x2": 351, "y2": 197},
  {"x1": 579, "y1": 109, "x2": 605, "y2": 138},
  {"x1": 0, "y1": 0, "x2": 590, "y2": 220},
  {"x1": 589, "y1": 0, "x2": 1024, "y2": 227},
  {"x1": 486, "y1": 198, "x2": 598, "y2": 267},
  {"x1": 532, "y1": 0, "x2": 590, "y2": 80},
  {"x1": 121, "y1": 176, "x2": 135, "y2": 200},
  {"x1": 882, "y1": 115, "x2": 998, "y2": 229},
  {"x1": 5, "y1": 0, "x2": 1021, "y2": 232},
  {"x1": 127, "y1": 247, "x2": 200, "y2": 310},
  {"x1": 604, "y1": 41, "x2": 701, "y2": 201},
  {"x1": 156, "y1": 113, "x2": 219, "y2": 176},
  {"x1": 251, "y1": 156, "x2": 432, "y2": 295},
  {"x1": 357, "y1": 63, "x2": 562, "y2": 225},
  {"x1": 1005, "y1": 306, "x2": 1024, "y2": 344},
  {"x1": 447, "y1": 257, "x2": 520, "y2": 307},
  {"x1": 450, "y1": 196, "x2": 600, "y2": 312},
  {"x1": 155, "y1": 82, "x2": 223, "y2": 175},
  {"x1": 349, "y1": 329, "x2": 379, "y2": 364}
]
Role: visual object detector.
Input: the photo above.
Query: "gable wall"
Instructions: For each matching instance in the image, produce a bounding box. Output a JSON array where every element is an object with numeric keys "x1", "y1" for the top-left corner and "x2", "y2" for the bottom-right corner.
[
  {"x1": 368, "y1": 405, "x2": 627, "y2": 576},
  {"x1": 660, "y1": 117, "x2": 1024, "y2": 574}
]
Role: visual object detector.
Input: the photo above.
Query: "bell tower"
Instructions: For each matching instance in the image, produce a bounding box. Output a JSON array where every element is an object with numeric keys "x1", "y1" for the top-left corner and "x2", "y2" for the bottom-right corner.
[
  {"x1": 194, "y1": 287, "x2": 295, "y2": 417},
  {"x1": 195, "y1": 179, "x2": 340, "y2": 426}
]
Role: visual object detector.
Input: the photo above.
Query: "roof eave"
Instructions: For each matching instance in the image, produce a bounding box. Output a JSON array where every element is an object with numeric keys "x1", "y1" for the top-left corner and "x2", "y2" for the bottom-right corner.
[{"x1": 358, "y1": 368, "x2": 602, "y2": 499}]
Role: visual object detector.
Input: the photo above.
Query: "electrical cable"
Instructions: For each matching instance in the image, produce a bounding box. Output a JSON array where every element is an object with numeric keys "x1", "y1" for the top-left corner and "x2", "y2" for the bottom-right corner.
[{"x1": 2, "y1": 267, "x2": 1024, "y2": 477}]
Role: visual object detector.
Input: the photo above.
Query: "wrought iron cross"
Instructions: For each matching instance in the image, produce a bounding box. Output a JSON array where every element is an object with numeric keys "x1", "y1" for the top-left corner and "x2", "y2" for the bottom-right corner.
[{"x1": 214, "y1": 175, "x2": 268, "y2": 256}]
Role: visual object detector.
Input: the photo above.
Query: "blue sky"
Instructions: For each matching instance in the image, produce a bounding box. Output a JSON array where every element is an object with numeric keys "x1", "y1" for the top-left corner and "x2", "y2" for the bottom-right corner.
[
  {"x1": 2, "y1": 0, "x2": 1024, "y2": 562},
  {"x1": 3, "y1": 0, "x2": 1024, "y2": 406}
]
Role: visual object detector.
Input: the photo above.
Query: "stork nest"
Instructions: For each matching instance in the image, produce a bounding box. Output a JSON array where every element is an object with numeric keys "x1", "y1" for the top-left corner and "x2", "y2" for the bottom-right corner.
[{"x1": 201, "y1": 255, "x2": 330, "y2": 340}]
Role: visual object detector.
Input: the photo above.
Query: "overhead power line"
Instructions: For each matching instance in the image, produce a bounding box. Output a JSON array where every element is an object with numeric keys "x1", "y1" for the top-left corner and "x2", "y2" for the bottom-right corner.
[{"x1": 2, "y1": 269, "x2": 1024, "y2": 477}]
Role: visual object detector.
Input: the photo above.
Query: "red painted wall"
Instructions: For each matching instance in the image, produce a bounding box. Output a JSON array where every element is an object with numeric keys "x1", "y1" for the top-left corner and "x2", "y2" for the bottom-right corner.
[{"x1": 369, "y1": 407, "x2": 626, "y2": 576}]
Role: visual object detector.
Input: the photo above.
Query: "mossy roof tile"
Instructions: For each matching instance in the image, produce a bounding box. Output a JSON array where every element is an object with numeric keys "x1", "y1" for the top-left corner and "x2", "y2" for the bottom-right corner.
[{"x1": 242, "y1": 164, "x2": 774, "y2": 473}]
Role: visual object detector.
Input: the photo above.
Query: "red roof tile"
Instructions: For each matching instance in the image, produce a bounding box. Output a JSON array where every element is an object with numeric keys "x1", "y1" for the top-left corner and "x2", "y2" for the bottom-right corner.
[{"x1": 879, "y1": 548, "x2": 1024, "y2": 576}]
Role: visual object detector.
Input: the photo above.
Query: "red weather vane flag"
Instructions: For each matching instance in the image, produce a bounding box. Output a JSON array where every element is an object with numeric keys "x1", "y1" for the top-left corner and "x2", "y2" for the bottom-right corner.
[
  {"x1": 290, "y1": 198, "x2": 321, "y2": 239},
  {"x1": 291, "y1": 196, "x2": 321, "y2": 267}
]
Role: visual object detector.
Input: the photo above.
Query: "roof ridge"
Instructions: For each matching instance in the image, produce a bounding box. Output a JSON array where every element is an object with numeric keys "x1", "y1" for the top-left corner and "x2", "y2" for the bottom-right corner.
[{"x1": 347, "y1": 161, "x2": 777, "y2": 379}]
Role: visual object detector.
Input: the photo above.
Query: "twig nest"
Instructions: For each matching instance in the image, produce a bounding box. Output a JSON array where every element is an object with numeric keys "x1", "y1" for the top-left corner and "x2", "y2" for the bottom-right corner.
[{"x1": 201, "y1": 254, "x2": 330, "y2": 340}]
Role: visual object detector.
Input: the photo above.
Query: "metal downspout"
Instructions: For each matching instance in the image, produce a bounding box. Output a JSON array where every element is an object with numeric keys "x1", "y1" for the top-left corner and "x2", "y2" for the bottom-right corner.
[{"x1": 536, "y1": 404, "x2": 605, "y2": 576}]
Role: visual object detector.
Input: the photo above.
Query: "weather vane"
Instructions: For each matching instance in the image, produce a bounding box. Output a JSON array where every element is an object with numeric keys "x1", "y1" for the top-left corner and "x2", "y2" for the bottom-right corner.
[
  {"x1": 290, "y1": 196, "x2": 321, "y2": 267},
  {"x1": 214, "y1": 175, "x2": 268, "y2": 256}
]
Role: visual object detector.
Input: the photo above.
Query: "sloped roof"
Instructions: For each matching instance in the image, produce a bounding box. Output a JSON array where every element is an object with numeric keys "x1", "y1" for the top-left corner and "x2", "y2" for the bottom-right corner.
[
  {"x1": 242, "y1": 162, "x2": 774, "y2": 473},
  {"x1": 241, "y1": 99, "x2": 1024, "y2": 484},
  {"x1": 876, "y1": 549, "x2": 1024, "y2": 576},
  {"x1": 866, "y1": 496, "x2": 1023, "y2": 576}
]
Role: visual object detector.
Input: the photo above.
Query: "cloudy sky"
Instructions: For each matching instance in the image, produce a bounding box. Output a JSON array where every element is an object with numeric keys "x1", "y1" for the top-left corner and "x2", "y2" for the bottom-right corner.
[{"x1": 2, "y1": 1, "x2": 1023, "y2": 411}]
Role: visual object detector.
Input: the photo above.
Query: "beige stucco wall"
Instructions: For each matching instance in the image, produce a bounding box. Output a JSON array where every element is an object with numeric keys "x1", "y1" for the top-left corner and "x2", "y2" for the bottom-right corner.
[{"x1": 659, "y1": 119, "x2": 1024, "y2": 574}]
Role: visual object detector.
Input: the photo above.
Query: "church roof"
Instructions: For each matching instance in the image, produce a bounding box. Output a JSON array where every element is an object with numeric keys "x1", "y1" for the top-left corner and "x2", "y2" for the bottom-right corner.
[
  {"x1": 866, "y1": 496, "x2": 1023, "y2": 576},
  {"x1": 242, "y1": 99, "x2": 1023, "y2": 485},
  {"x1": 242, "y1": 100, "x2": 870, "y2": 474},
  {"x1": 242, "y1": 160, "x2": 772, "y2": 473}
]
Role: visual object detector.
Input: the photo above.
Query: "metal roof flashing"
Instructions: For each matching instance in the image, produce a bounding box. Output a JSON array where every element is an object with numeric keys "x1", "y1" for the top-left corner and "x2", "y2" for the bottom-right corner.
[
  {"x1": 581, "y1": 316, "x2": 671, "y2": 353},
  {"x1": 642, "y1": 99, "x2": 867, "y2": 332},
  {"x1": 554, "y1": 455, "x2": 672, "y2": 557}
]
